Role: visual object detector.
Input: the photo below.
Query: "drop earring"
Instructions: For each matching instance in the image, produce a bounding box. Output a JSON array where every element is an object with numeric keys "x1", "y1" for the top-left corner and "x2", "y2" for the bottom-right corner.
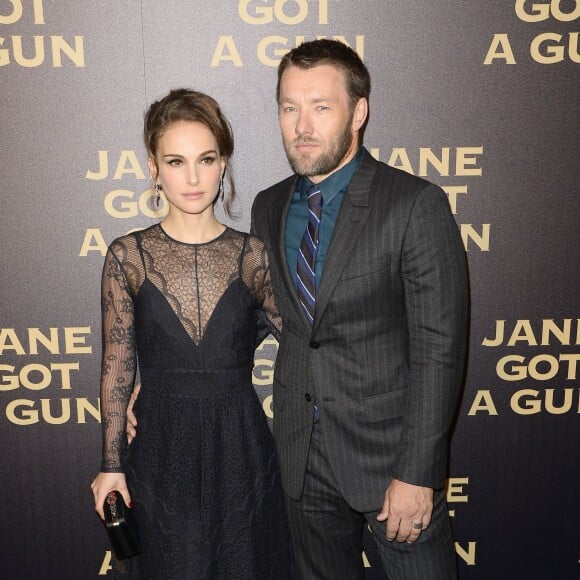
[
  {"x1": 154, "y1": 182, "x2": 162, "y2": 208},
  {"x1": 219, "y1": 174, "x2": 225, "y2": 202}
]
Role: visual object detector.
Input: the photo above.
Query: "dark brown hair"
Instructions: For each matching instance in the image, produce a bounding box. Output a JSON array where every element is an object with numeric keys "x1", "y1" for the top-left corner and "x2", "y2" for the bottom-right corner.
[
  {"x1": 276, "y1": 39, "x2": 371, "y2": 109},
  {"x1": 144, "y1": 88, "x2": 236, "y2": 215}
]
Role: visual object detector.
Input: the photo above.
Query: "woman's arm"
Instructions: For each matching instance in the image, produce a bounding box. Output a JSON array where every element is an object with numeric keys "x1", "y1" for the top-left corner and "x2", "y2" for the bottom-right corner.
[{"x1": 91, "y1": 242, "x2": 137, "y2": 518}]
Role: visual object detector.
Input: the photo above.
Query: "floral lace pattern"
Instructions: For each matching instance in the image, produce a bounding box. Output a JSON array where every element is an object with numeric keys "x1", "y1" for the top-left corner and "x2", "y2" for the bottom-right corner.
[{"x1": 99, "y1": 225, "x2": 280, "y2": 472}]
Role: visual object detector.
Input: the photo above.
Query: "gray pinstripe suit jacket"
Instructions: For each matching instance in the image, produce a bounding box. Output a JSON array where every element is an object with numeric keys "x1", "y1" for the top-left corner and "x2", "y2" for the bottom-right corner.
[{"x1": 252, "y1": 148, "x2": 468, "y2": 512}]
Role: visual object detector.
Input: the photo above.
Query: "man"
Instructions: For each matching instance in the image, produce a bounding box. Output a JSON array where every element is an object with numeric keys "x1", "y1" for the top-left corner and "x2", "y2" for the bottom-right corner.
[{"x1": 250, "y1": 39, "x2": 468, "y2": 579}]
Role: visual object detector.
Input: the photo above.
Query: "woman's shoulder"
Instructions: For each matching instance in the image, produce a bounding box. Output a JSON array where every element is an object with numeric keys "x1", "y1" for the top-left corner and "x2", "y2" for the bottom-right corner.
[
  {"x1": 221, "y1": 228, "x2": 268, "y2": 271},
  {"x1": 107, "y1": 224, "x2": 158, "y2": 260},
  {"x1": 220, "y1": 227, "x2": 262, "y2": 248},
  {"x1": 232, "y1": 229, "x2": 267, "y2": 254}
]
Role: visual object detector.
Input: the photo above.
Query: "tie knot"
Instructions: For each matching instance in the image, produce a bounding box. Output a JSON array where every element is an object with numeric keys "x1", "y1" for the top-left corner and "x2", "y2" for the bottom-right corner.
[{"x1": 306, "y1": 185, "x2": 322, "y2": 210}]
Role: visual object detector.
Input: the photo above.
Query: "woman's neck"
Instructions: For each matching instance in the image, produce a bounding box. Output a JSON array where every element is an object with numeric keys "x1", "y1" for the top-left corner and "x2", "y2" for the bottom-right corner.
[{"x1": 160, "y1": 212, "x2": 225, "y2": 244}]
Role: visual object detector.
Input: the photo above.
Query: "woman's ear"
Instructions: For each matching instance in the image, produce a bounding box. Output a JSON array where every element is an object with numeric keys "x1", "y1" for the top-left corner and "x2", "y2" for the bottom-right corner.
[{"x1": 147, "y1": 156, "x2": 158, "y2": 182}]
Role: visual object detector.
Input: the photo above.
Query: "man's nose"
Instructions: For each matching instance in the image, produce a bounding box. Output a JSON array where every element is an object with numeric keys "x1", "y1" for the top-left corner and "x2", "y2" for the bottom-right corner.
[{"x1": 295, "y1": 111, "x2": 313, "y2": 136}]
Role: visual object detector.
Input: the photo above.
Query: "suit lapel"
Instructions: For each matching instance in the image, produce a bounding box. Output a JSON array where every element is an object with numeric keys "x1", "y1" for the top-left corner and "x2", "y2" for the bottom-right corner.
[
  {"x1": 267, "y1": 177, "x2": 310, "y2": 323},
  {"x1": 312, "y1": 151, "x2": 377, "y2": 335}
]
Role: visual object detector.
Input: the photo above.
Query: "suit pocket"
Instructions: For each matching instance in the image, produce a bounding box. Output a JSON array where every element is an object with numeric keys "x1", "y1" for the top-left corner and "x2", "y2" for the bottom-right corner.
[
  {"x1": 364, "y1": 388, "x2": 408, "y2": 423},
  {"x1": 341, "y1": 254, "x2": 391, "y2": 280}
]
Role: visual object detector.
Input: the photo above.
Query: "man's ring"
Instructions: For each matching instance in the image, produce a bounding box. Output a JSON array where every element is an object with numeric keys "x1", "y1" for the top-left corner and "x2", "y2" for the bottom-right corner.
[{"x1": 412, "y1": 522, "x2": 423, "y2": 530}]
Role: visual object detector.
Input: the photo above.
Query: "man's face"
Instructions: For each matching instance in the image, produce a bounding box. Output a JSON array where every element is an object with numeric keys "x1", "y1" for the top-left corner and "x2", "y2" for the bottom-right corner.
[{"x1": 278, "y1": 64, "x2": 360, "y2": 183}]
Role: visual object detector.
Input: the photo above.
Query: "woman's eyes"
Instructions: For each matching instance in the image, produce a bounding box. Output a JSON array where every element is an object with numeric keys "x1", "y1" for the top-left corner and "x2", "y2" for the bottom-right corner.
[{"x1": 166, "y1": 156, "x2": 216, "y2": 166}]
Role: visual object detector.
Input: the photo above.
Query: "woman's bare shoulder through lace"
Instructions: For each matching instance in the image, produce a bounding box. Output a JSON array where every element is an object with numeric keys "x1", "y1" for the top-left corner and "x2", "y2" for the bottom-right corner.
[{"x1": 241, "y1": 233, "x2": 282, "y2": 337}]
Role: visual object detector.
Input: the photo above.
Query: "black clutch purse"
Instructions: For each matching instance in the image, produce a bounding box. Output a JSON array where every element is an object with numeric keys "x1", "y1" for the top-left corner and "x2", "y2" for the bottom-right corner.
[{"x1": 103, "y1": 490, "x2": 140, "y2": 560}]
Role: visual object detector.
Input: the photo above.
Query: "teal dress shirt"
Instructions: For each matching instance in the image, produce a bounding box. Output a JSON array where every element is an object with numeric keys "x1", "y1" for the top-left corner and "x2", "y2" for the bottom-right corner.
[{"x1": 285, "y1": 147, "x2": 363, "y2": 290}]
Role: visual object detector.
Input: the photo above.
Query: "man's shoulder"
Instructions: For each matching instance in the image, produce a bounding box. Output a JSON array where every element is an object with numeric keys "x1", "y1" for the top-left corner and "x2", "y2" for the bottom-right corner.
[
  {"x1": 251, "y1": 174, "x2": 297, "y2": 234},
  {"x1": 252, "y1": 174, "x2": 297, "y2": 220},
  {"x1": 361, "y1": 150, "x2": 435, "y2": 191},
  {"x1": 255, "y1": 174, "x2": 296, "y2": 200}
]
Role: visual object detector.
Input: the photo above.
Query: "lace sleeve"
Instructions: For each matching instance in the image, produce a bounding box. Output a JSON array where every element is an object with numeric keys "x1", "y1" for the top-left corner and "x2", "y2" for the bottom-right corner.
[
  {"x1": 99, "y1": 242, "x2": 137, "y2": 472},
  {"x1": 243, "y1": 235, "x2": 282, "y2": 341}
]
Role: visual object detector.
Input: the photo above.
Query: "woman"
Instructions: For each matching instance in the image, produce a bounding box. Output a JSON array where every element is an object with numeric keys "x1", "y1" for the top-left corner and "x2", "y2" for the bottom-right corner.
[{"x1": 91, "y1": 89, "x2": 293, "y2": 578}]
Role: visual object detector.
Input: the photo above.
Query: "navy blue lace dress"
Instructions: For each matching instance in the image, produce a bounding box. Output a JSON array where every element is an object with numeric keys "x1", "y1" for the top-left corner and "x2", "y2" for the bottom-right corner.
[{"x1": 99, "y1": 224, "x2": 293, "y2": 579}]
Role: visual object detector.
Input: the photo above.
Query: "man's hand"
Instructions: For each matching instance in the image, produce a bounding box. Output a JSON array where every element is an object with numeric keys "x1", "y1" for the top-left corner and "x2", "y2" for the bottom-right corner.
[
  {"x1": 376, "y1": 479, "x2": 433, "y2": 543},
  {"x1": 126, "y1": 383, "x2": 140, "y2": 444}
]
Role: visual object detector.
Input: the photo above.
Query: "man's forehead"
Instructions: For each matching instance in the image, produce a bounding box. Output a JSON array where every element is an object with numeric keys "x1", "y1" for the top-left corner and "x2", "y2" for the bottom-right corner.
[
  {"x1": 281, "y1": 63, "x2": 344, "y2": 79},
  {"x1": 280, "y1": 65, "x2": 347, "y2": 96}
]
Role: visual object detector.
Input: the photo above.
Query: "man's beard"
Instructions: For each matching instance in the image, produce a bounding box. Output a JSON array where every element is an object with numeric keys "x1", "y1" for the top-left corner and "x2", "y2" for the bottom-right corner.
[{"x1": 284, "y1": 119, "x2": 354, "y2": 178}]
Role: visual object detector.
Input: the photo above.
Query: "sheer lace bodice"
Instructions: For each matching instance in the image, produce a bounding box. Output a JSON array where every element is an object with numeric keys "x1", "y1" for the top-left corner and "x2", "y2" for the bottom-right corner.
[{"x1": 99, "y1": 224, "x2": 280, "y2": 472}]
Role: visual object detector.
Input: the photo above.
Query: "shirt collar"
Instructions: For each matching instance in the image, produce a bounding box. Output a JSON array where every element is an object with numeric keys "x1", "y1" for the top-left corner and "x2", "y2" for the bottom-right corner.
[{"x1": 298, "y1": 146, "x2": 363, "y2": 203}]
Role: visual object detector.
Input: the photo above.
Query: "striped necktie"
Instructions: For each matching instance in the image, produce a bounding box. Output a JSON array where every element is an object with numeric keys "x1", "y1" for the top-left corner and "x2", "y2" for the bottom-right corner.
[{"x1": 297, "y1": 184, "x2": 323, "y2": 324}]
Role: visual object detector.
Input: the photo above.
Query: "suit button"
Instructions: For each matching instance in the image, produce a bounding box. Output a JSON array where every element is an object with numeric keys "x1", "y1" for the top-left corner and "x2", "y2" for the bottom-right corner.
[
  {"x1": 310, "y1": 341, "x2": 320, "y2": 349},
  {"x1": 304, "y1": 393, "x2": 312, "y2": 402}
]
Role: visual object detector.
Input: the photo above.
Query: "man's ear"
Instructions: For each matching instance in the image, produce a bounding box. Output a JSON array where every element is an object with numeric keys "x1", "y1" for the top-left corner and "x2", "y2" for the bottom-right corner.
[{"x1": 352, "y1": 98, "x2": 369, "y2": 132}]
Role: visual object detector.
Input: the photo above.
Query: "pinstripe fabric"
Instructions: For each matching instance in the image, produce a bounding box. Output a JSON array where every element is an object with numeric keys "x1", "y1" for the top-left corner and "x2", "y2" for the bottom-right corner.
[
  {"x1": 251, "y1": 148, "x2": 468, "y2": 578},
  {"x1": 285, "y1": 424, "x2": 457, "y2": 579}
]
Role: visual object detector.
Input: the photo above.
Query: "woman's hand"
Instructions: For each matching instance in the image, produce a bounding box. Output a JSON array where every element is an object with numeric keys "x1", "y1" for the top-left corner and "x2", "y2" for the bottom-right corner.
[
  {"x1": 126, "y1": 383, "x2": 141, "y2": 444},
  {"x1": 91, "y1": 472, "x2": 131, "y2": 520}
]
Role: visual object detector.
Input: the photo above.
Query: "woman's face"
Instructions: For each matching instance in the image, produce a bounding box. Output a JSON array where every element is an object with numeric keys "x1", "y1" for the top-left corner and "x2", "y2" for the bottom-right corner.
[{"x1": 149, "y1": 120, "x2": 225, "y2": 218}]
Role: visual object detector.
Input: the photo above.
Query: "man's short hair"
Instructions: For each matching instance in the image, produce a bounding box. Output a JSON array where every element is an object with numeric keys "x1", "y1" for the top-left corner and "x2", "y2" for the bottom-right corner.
[{"x1": 276, "y1": 39, "x2": 371, "y2": 109}]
